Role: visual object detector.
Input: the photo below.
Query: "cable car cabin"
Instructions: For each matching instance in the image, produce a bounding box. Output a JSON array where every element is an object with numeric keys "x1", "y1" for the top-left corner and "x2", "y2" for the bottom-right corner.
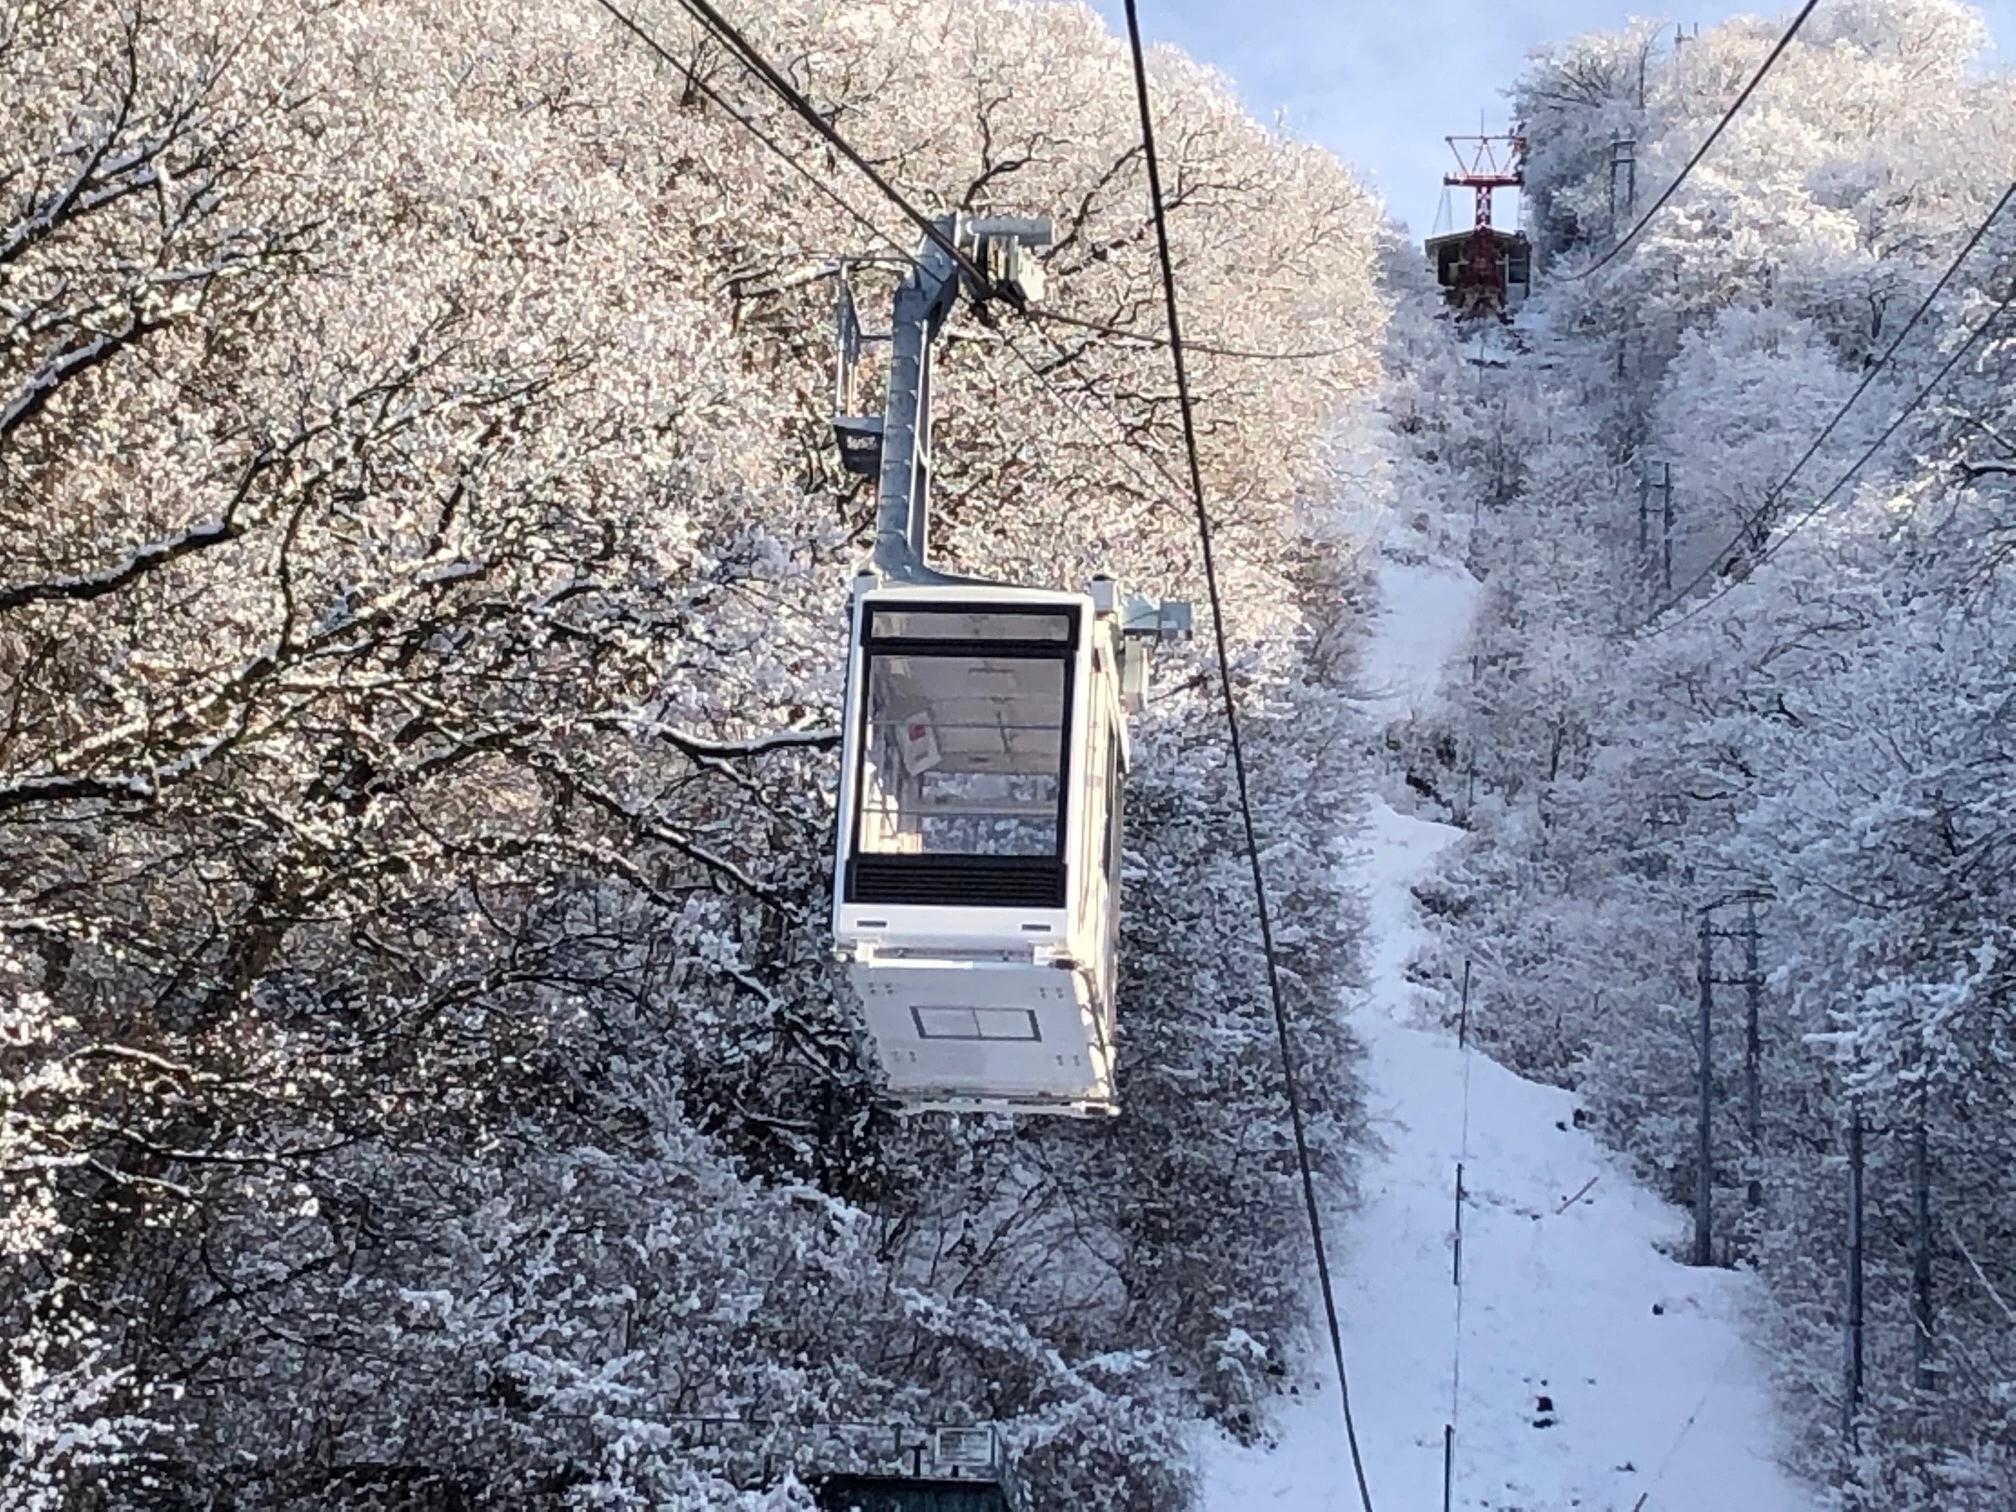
[
  {"x1": 833, "y1": 581, "x2": 1129, "y2": 1117},
  {"x1": 1424, "y1": 227, "x2": 1531, "y2": 312},
  {"x1": 811, "y1": 1424, "x2": 1024, "y2": 1512},
  {"x1": 814, "y1": 1475, "x2": 1014, "y2": 1512}
]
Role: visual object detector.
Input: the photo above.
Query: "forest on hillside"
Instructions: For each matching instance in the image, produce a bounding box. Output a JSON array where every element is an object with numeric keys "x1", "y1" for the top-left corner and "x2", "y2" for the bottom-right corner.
[
  {"x1": 0, "y1": 0, "x2": 1390, "y2": 1505},
  {"x1": 1393, "y1": 1, "x2": 2016, "y2": 1506},
  {"x1": 14, "y1": 0, "x2": 2014, "y2": 1506}
]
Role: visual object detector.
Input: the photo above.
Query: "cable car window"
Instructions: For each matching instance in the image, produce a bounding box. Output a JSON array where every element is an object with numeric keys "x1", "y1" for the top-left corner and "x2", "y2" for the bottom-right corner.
[
  {"x1": 869, "y1": 608, "x2": 1071, "y2": 642},
  {"x1": 858, "y1": 653, "x2": 1067, "y2": 858}
]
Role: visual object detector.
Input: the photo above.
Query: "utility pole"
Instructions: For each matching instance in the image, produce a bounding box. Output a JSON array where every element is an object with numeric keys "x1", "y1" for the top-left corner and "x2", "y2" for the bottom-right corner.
[
  {"x1": 1670, "y1": 23, "x2": 1702, "y2": 113},
  {"x1": 1444, "y1": 954, "x2": 1475, "y2": 1512},
  {"x1": 1661, "y1": 464, "x2": 1676, "y2": 593},
  {"x1": 1912, "y1": 1092, "x2": 1934, "y2": 1392},
  {"x1": 1743, "y1": 899, "x2": 1763, "y2": 1208},
  {"x1": 1695, "y1": 911, "x2": 1715, "y2": 1267},
  {"x1": 1452, "y1": 954, "x2": 1472, "y2": 1288},
  {"x1": 1844, "y1": 1095, "x2": 1865, "y2": 1452},
  {"x1": 1609, "y1": 134, "x2": 1638, "y2": 228},
  {"x1": 1693, "y1": 893, "x2": 1768, "y2": 1266},
  {"x1": 1638, "y1": 458, "x2": 1674, "y2": 595},
  {"x1": 1638, "y1": 459, "x2": 1650, "y2": 567}
]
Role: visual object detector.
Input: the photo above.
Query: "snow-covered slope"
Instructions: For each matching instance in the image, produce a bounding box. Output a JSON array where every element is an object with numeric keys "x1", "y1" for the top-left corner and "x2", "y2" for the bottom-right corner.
[{"x1": 1200, "y1": 552, "x2": 1818, "y2": 1512}]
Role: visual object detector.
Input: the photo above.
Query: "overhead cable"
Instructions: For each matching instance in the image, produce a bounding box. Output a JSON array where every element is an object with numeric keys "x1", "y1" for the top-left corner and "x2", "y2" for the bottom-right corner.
[
  {"x1": 659, "y1": 0, "x2": 994, "y2": 292},
  {"x1": 1120, "y1": 5, "x2": 1378, "y2": 1509},
  {"x1": 998, "y1": 326, "x2": 1192, "y2": 500},
  {"x1": 1638, "y1": 183, "x2": 2016, "y2": 634},
  {"x1": 585, "y1": 0, "x2": 919, "y2": 270},
  {"x1": 1570, "y1": 0, "x2": 1820, "y2": 282},
  {"x1": 1028, "y1": 306, "x2": 1359, "y2": 362},
  {"x1": 592, "y1": 0, "x2": 1357, "y2": 371},
  {"x1": 1644, "y1": 278, "x2": 2016, "y2": 640}
]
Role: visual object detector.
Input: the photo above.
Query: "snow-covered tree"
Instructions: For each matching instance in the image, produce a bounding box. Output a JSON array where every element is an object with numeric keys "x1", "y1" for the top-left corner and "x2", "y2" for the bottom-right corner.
[
  {"x1": 1396, "y1": 4, "x2": 2016, "y2": 1505},
  {"x1": 0, "y1": 0, "x2": 1387, "y2": 1502}
]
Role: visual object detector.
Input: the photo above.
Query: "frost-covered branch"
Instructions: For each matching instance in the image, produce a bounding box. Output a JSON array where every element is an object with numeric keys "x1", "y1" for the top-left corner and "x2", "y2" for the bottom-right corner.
[
  {"x1": 0, "y1": 517, "x2": 235, "y2": 612},
  {"x1": 593, "y1": 715, "x2": 841, "y2": 758}
]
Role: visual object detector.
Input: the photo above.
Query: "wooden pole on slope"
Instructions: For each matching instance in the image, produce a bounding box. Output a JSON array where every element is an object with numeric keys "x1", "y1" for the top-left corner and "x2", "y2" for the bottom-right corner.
[
  {"x1": 1694, "y1": 912, "x2": 1715, "y2": 1267},
  {"x1": 1844, "y1": 1095, "x2": 1865, "y2": 1452},
  {"x1": 1638, "y1": 459, "x2": 1651, "y2": 569},
  {"x1": 1743, "y1": 899, "x2": 1763, "y2": 1209},
  {"x1": 1660, "y1": 462, "x2": 1676, "y2": 594},
  {"x1": 1911, "y1": 1091, "x2": 1935, "y2": 1393}
]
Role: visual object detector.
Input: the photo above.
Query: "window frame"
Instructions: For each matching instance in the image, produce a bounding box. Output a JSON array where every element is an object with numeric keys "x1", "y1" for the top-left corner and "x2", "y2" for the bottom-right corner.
[{"x1": 844, "y1": 601, "x2": 1081, "y2": 908}]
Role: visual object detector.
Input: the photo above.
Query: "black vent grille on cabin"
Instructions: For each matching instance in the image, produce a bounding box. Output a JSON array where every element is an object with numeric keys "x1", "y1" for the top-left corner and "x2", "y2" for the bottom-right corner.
[{"x1": 847, "y1": 855, "x2": 1067, "y2": 910}]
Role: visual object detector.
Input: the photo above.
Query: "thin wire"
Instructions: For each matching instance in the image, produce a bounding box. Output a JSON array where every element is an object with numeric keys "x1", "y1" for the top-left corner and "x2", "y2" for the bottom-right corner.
[
  {"x1": 1644, "y1": 282, "x2": 2016, "y2": 639},
  {"x1": 585, "y1": 0, "x2": 921, "y2": 272},
  {"x1": 589, "y1": 3, "x2": 1346, "y2": 366},
  {"x1": 1636, "y1": 183, "x2": 2015, "y2": 626},
  {"x1": 1027, "y1": 306, "x2": 1359, "y2": 362},
  {"x1": 1569, "y1": 0, "x2": 1820, "y2": 282},
  {"x1": 998, "y1": 325, "x2": 1191, "y2": 502},
  {"x1": 583, "y1": 0, "x2": 1342, "y2": 542},
  {"x1": 1121, "y1": 6, "x2": 1376, "y2": 1509},
  {"x1": 1627, "y1": 1339, "x2": 1746, "y2": 1511},
  {"x1": 661, "y1": 0, "x2": 995, "y2": 292}
]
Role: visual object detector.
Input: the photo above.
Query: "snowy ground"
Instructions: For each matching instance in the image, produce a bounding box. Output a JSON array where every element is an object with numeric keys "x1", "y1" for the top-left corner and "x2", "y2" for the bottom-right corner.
[{"x1": 1198, "y1": 557, "x2": 1818, "y2": 1512}]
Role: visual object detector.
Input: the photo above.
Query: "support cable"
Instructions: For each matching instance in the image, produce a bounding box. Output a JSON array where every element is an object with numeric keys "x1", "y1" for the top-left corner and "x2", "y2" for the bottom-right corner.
[
  {"x1": 998, "y1": 326, "x2": 1190, "y2": 503},
  {"x1": 1120, "y1": 5, "x2": 1376, "y2": 1509},
  {"x1": 595, "y1": 0, "x2": 1369, "y2": 379},
  {"x1": 585, "y1": 0, "x2": 921, "y2": 272},
  {"x1": 1569, "y1": 0, "x2": 1819, "y2": 282},
  {"x1": 596, "y1": 1, "x2": 1353, "y2": 361},
  {"x1": 1028, "y1": 306, "x2": 1360, "y2": 362},
  {"x1": 662, "y1": 0, "x2": 1348, "y2": 350},
  {"x1": 1642, "y1": 277, "x2": 2016, "y2": 640},
  {"x1": 658, "y1": 0, "x2": 995, "y2": 291},
  {"x1": 1636, "y1": 182, "x2": 2016, "y2": 630}
]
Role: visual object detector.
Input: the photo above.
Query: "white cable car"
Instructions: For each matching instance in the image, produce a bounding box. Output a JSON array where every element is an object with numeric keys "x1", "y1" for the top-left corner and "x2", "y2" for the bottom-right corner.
[
  {"x1": 827, "y1": 215, "x2": 1187, "y2": 1116},
  {"x1": 833, "y1": 579, "x2": 1135, "y2": 1115}
]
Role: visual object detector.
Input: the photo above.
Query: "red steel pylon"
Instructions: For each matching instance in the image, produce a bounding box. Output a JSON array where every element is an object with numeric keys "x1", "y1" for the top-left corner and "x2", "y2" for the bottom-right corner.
[{"x1": 1443, "y1": 131, "x2": 1526, "y2": 316}]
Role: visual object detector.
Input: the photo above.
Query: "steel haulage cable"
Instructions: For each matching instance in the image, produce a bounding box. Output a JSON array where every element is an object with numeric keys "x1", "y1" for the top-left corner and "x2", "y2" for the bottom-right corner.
[
  {"x1": 1636, "y1": 181, "x2": 2016, "y2": 632},
  {"x1": 584, "y1": 0, "x2": 923, "y2": 273},
  {"x1": 590, "y1": 0, "x2": 1355, "y2": 368},
  {"x1": 1026, "y1": 306, "x2": 1359, "y2": 362},
  {"x1": 662, "y1": 0, "x2": 996, "y2": 293},
  {"x1": 1570, "y1": 0, "x2": 1821, "y2": 282},
  {"x1": 1643, "y1": 274, "x2": 2016, "y2": 640},
  {"x1": 1120, "y1": 4, "x2": 1377, "y2": 1510}
]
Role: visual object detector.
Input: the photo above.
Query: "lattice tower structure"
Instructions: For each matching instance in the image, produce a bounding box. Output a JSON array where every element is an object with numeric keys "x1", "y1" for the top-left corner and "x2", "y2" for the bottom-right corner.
[{"x1": 1443, "y1": 132, "x2": 1526, "y2": 317}]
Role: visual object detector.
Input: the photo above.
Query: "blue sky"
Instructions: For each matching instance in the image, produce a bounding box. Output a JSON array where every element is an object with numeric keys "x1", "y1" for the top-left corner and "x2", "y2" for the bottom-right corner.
[{"x1": 1086, "y1": 1, "x2": 2014, "y2": 236}]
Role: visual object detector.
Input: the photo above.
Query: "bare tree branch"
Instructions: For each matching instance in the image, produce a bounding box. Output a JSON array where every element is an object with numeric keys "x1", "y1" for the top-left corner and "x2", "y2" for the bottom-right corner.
[{"x1": 0, "y1": 516, "x2": 237, "y2": 612}]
